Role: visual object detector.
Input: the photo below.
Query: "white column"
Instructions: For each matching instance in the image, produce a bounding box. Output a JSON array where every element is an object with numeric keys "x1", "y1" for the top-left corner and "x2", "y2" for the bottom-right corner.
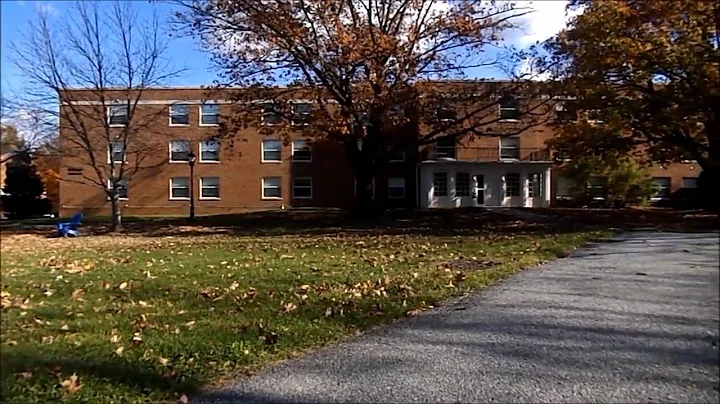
[
  {"x1": 544, "y1": 167, "x2": 552, "y2": 207},
  {"x1": 521, "y1": 170, "x2": 529, "y2": 207}
]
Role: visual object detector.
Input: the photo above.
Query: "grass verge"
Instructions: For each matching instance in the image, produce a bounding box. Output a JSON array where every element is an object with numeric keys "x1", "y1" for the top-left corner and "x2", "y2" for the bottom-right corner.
[{"x1": 1, "y1": 229, "x2": 606, "y2": 403}]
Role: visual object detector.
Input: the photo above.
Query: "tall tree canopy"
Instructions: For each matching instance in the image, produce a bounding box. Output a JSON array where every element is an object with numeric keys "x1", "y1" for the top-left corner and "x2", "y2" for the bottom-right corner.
[
  {"x1": 176, "y1": 0, "x2": 553, "y2": 207},
  {"x1": 545, "y1": 0, "x2": 720, "y2": 181},
  {"x1": 0, "y1": 124, "x2": 23, "y2": 157}
]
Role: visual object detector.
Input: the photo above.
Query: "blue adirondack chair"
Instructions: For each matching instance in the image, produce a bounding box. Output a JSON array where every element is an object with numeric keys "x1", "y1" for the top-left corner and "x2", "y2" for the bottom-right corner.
[{"x1": 56, "y1": 213, "x2": 83, "y2": 237}]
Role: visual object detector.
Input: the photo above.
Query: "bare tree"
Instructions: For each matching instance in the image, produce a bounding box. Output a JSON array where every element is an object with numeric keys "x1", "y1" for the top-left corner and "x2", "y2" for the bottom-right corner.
[
  {"x1": 174, "y1": 0, "x2": 556, "y2": 211},
  {"x1": 11, "y1": 1, "x2": 185, "y2": 230}
]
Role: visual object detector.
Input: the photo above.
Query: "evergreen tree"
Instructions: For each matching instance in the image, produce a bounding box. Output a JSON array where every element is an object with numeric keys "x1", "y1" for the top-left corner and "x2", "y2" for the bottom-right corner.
[{"x1": 0, "y1": 153, "x2": 50, "y2": 219}]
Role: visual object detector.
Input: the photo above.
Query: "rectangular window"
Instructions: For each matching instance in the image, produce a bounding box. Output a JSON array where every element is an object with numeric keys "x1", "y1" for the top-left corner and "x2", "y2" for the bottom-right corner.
[
  {"x1": 388, "y1": 177, "x2": 406, "y2": 199},
  {"x1": 682, "y1": 177, "x2": 698, "y2": 189},
  {"x1": 262, "y1": 177, "x2": 282, "y2": 199},
  {"x1": 456, "y1": 172, "x2": 470, "y2": 197},
  {"x1": 170, "y1": 177, "x2": 190, "y2": 199},
  {"x1": 555, "y1": 101, "x2": 577, "y2": 122},
  {"x1": 170, "y1": 140, "x2": 191, "y2": 162},
  {"x1": 500, "y1": 137, "x2": 520, "y2": 160},
  {"x1": 587, "y1": 176, "x2": 607, "y2": 199},
  {"x1": 200, "y1": 177, "x2": 220, "y2": 199},
  {"x1": 528, "y1": 173, "x2": 543, "y2": 198},
  {"x1": 433, "y1": 172, "x2": 448, "y2": 197},
  {"x1": 107, "y1": 179, "x2": 128, "y2": 200},
  {"x1": 292, "y1": 177, "x2": 312, "y2": 199},
  {"x1": 652, "y1": 177, "x2": 671, "y2": 199},
  {"x1": 499, "y1": 97, "x2": 520, "y2": 120},
  {"x1": 291, "y1": 140, "x2": 311, "y2": 162},
  {"x1": 436, "y1": 137, "x2": 456, "y2": 159},
  {"x1": 262, "y1": 140, "x2": 282, "y2": 162},
  {"x1": 505, "y1": 173, "x2": 521, "y2": 197},
  {"x1": 108, "y1": 105, "x2": 128, "y2": 126},
  {"x1": 261, "y1": 102, "x2": 282, "y2": 125},
  {"x1": 586, "y1": 109, "x2": 603, "y2": 123},
  {"x1": 291, "y1": 103, "x2": 311, "y2": 126},
  {"x1": 199, "y1": 140, "x2": 220, "y2": 162},
  {"x1": 436, "y1": 105, "x2": 456, "y2": 121},
  {"x1": 474, "y1": 174, "x2": 485, "y2": 204},
  {"x1": 199, "y1": 104, "x2": 219, "y2": 125},
  {"x1": 169, "y1": 104, "x2": 189, "y2": 125},
  {"x1": 108, "y1": 140, "x2": 125, "y2": 163},
  {"x1": 557, "y1": 176, "x2": 572, "y2": 198}
]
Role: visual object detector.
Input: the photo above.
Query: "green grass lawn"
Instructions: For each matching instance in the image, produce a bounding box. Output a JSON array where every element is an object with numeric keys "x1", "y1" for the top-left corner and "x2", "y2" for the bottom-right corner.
[{"x1": 1, "y1": 226, "x2": 606, "y2": 403}]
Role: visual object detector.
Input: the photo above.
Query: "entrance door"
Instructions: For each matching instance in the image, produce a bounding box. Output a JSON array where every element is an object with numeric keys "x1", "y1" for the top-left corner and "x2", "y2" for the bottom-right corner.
[
  {"x1": 527, "y1": 173, "x2": 544, "y2": 207},
  {"x1": 473, "y1": 174, "x2": 485, "y2": 206}
]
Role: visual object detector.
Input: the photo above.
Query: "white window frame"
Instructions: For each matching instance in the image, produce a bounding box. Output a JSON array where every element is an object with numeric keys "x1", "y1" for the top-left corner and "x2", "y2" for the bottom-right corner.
[
  {"x1": 499, "y1": 137, "x2": 520, "y2": 160},
  {"x1": 199, "y1": 177, "x2": 220, "y2": 200},
  {"x1": 199, "y1": 140, "x2": 220, "y2": 163},
  {"x1": 291, "y1": 103, "x2": 311, "y2": 126},
  {"x1": 169, "y1": 104, "x2": 190, "y2": 126},
  {"x1": 107, "y1": 140, "x2": 126, "y2": 164},
  {"x1": 261, "y1": 102, "x2": 282, "y2": 126},
  {"x1": 388, "y1": 177, "x2": 406, "y2": 199},
  {"x1": 433, "y1": 172, "x2": 448, "y2": 197},
  {"x1": 505, "y1": 173, "x2": 521, "y2": 197},
  {"x1": 107, "y1": 105, "x2": 128, "y2": 127},
  {"x1": 291, "y1": 139, "x2": 312, "y2": 162},
  {"x1": 169, "y1": 177, "x2": 191, "y2": 200},
  {"x1": 262, "y1": 177, "x2": 282, "y2": 200},
  {"x1": 455, "y1": 172, "x2": 471, "y2": 197},
  {"x1": 499, "y1": 97, "x2": 520, "y2": 121},
  {"x1": 651, "y1": 177, "x2": 671, "y2": 201},
  {"x1": 169, "y1": 140, "x2": 191, "y2": 163},
  {"x1": 107, "y1": 179, "x2": 129, "y2": 201},
  {"x1": 261, "y1": 139, "x2": 282, "y2": 163},
  {"x1": 199, "y1": 104, "x2": 219, "y2": 126},
  {"x1": 292, "y1": 177, "x2": 313, "y2": 199}
]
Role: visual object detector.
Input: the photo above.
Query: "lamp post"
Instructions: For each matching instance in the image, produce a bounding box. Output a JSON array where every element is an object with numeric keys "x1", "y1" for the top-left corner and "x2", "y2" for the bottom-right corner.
[{"x1": 187, "y1": 151, "x2": 196, "y2": 221}]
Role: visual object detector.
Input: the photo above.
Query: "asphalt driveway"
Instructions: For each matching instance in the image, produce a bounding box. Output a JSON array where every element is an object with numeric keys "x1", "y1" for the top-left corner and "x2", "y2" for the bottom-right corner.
[{"x1": 197, "y1": 231, "x2": 720, "y2": 403}]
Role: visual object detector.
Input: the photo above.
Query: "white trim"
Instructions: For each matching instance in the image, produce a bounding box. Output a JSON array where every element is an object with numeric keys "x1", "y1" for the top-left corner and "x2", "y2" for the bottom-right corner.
[
  {"x1": 169, "y1": 177, "x2": 191, "y2": 201},
  {"x1": 199, "y1": 140, "x2": 220, "y2": 163},
  {"x1": 169, "y1": 104, "x2": 191, "y2": 127},
  {"x1": 262, "y1": 176, "x2": 283, "y2": 200},
  {"x1": 106, "y1": 179, "x2": 129, "y2": 201},
  {"x1": 107, "y1": 105, "x2": 128, "y2": 127},
  {"x1": 261, "y1": 102, "x2": 281, "y2": 126},
  {"x1": 292, "y1": 177, "x2": 313, "y2": 199},
  {"x1": 169, "y1": 140, "x2": 191, "y2": 163},
  {"x1": 261, "y1": 139, "x2": 283, "y2": 163},
  {"x1": 107, "y1": 140, "x2": 126, "y2": 164},
  {"x1": 199, "y1": 176, "x2": 221, "y2": 200},
  {"x1": 199, "y1": 104, "x2": 220, "y2": 126},
  {"x1": 291, "y1": 139, "x2": 312, "y2": 162}
]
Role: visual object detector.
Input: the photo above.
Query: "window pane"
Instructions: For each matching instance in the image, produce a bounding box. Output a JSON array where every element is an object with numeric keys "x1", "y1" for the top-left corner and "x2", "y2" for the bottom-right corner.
[
  {"x1": 170, "y1": 141, "x2": 190, "y2": 161},
  {"x1": 433, "y1": 172, "x2": 448, "y2": 196},
  {"x1": 682, "y1": 177, "x2": 697, "y2": 189},
  {"x1": 171, "y1": 177, "x2": 190, "y2": 198},
  {"x1": 172, "y1": 188, "x2": 190, "y2": 198},
  {"x1": 110, "y1": 141, "x2": 124, "y2": 162},
  {"x1": 499, "y1": 97, "x2": 519, "y2": 120},
  {"x1": 436, "y1": 137, "x2": 456, "y2": 159},
  {"x1": 201, "y1": 177, "x2": 219, "y2": 187},
  {"x1": 652, "y1": 177, "x2": 671, "y2": 199},
  {"x1": 109, "y1": 106, "x2": 128, "y2": 125},
  {"x1": 263, "y1": 177, "x2": 282, "y2": 198},
  {"x1": 200, "y1": 104, "x2": 218, "y2": 114},
  {"x1": 171, "y1": 177, "x2": 189, "y2": 187},
  {"x1": 292, "y1": 140, "x2": 311, "y2": 161},
  {"x1": 388, "y1": 177, "x2": 405, "y2": 199},
  {"x1": 263, "y1": 140, "x2": 282, "y2": 161},
  {"x1": 436, "y1": 106, "x2": 456, "y2": 121},
  {"x1": 200, "y1": 104, "x2": 219, "y2": 125},
  {"x1": 505, "y1": 173, "x2": 521, "y2": 197},
  {"x1": 293, "y1": 178, "x2": 312, "y2": 187},
  {"x1": 293, "y1": 178, "x2": 312, "y2": 199},
  {"x1": 200, "y1": 141, "x2": 220, "y2": 161},
  {"x1": 557, "y1": 176, "x2": 572, "y2": 197},
  {"x1": 500, "y1": 137, "x2": 520, "y2": 159},
  {"x1": 456, "y1": 173, "x2": 470, "y2": 197},
  {"x1": 170, "y1": 105, "x2": 189, "y2": 125}
]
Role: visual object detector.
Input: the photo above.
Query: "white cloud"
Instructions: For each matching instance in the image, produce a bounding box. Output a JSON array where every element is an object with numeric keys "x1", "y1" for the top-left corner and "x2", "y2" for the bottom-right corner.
[
  {"x1": 34, "y1": 2, "x2": 57, "y2": 16},
  {"x1": 510, "y1": 0, "x2": 583, "y2": 48}
]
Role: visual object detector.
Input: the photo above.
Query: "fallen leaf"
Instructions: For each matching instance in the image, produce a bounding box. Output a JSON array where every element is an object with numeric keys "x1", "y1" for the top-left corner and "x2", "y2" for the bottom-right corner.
[
  {"x1": 114, "y1": 346, "x2": 124, "y2": 356},
  {"x1": 60, "y1": 373, "x2": 82, "y2": 396},
  {"x1": 110, "y1": 334, "x2": 120, "y2": 343},
  {"x1": 282, "y1": 302, "x2": 297, "y2": 313},
  {"x1": 118, "y1": 282, "x2": 128, "y2": 290},
  {"x1": 60, "y1": 324, "x2": 69, "y2": 331},
  {"x1": 185, "y1": 321, "x2": 196, "y2": 328},
  {"x1": 179, "y1": 394, "x2": 189, "y2": 403},
  {"x1": 16, "y1": 371, "x2": 32, "y2": 379},
  {"x1": 158, "y1": 357, "x2": 169, "y2": 366}
]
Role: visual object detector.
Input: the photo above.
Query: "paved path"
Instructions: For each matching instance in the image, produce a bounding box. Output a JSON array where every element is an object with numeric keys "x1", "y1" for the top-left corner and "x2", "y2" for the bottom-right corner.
[{"x1": 198, "y1": 231, "x2": 720, "y2": 403}]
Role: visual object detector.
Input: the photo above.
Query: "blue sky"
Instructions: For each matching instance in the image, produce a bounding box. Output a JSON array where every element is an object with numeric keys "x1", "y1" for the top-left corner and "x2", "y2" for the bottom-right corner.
[{"x1": 1, "y1": 0, "x2": 576, "y2": 101}]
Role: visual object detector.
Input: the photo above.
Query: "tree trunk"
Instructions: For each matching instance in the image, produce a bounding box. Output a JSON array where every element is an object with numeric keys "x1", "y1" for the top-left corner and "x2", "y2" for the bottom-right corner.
[{"x1": 110, "y1": 193, "x2": 122, "y2": 232}]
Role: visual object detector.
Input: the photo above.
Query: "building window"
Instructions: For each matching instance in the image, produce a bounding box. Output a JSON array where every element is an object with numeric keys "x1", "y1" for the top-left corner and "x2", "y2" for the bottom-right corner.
[
  {"x1": 587, "y1": 176, "x2": 607, "y2": 199},
  {"x1": 170, "y1": 177, "x2": 190, "y2": 199},
  {"x1": 555, "y1": 101, "x2": 577, "y2": 122},
  {"x1": 505, "y1": 173, "x2": 521, "y2": 197},
  {"x1": 436, "y1": 104, "x2": 456, "y2": 121},
  {"x1": 291, "y1": 103, "x2": 311, "y2": 126},
  {"x1": 292, "y1": 140, "x2": 312, "y2": 162},
  {"x1": 108, "y1": 105, "x2": 128, "y2": 126},
  {"x1": 108, "y1": 140, "x2": 125, "y2": 163},
  {"x1": 557, "y1": 175, "x2": 573, "y2": 199},
  {"x1": 261, "y1": 102, "x2": 282, "y2": 125},
  {"x1": 170, "y1": 140, "x2": 191, "y2": 162},
  {"x1": 433, "y1": 172, "x2": 448, "y2": 197},
  {"x1": 169, "y1": 104, "x2": 190, "y2": 125},
  {"x1": 107, "y1": 179, "x2": 128, "y2": 200},
  {"x1": 262, "y1": 177, "x2": 282, "y2": 199},
  {"x1": 262, "y1": 140, "x2": 282, "y2": 162},
  {"x1": 292, "y1": 177, "x2": 312, "y2": 199},
  {"x1": 200, "y1": 177, "x2": 220, "y2": 199},
  {"x1": 682, "y1": 177, "x2": 698, "y2": 189},
  {"x1": 199, "y1": 140, "x2": 220, "y2": 162},
  {"x1": 388, "y1": 177, "x2": 406, "y2": 199},
  {"x1": 436, "y1": 137, "x2": 456, "y2": 159},
  {"x1": 199, "y1": 104, "x2": 219, "y2": 125},
  {"x1": 456, "y1": 172, "x2": 470, "y2": 197},
  {"x1": 500, "y1": 137, "x2": 520, "y2": 160},
  {"x1": 499, "y1": 96, "x2": 520, "y2": 120},
  {"x1": 652, "y1": 177, "x2": 671, "y2": 199},
  {"x1": 528, "y1": 173, "x2": 543, "y2": 197}
]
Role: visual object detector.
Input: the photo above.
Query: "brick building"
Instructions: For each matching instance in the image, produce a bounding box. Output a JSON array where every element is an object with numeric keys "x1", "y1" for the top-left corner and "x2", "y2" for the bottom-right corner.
[{"x1": 57, "y1": 85, "x2": 702, "y2": 217}]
